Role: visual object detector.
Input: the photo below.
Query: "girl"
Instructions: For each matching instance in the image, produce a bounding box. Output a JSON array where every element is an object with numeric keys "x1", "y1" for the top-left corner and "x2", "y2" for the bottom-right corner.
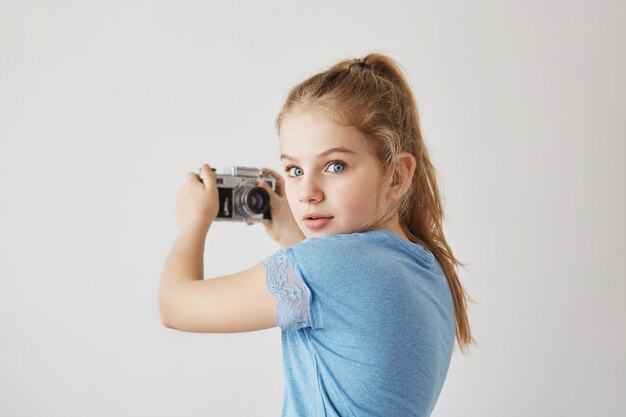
[{"x1": 160, "y1": 53, "x2": 473, "y2": 416}]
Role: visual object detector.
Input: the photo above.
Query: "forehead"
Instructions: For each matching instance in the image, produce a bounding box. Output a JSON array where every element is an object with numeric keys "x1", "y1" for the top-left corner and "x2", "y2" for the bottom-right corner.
[{"x1": 279, "y1": 109, "x2": 374, "y2": 159}]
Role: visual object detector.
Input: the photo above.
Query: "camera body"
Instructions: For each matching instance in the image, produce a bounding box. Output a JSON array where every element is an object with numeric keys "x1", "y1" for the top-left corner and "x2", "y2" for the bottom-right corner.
[{"x1": 209, "y1": 167, "x2": 276, "y2": 223}]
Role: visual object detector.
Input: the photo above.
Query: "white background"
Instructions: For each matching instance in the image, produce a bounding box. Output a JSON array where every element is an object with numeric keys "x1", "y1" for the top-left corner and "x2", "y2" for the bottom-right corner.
[{"x1": 1, "y1": 1, "x2": 625, "y2": 416}]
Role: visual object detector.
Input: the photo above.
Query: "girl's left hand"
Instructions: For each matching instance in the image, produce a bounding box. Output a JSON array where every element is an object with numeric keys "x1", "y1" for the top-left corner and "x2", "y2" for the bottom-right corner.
[
  {"x1": 258, "y1": 167, "x2": 305, "y2": 247},
  {"x1": 175, "y1": 163, "x2": 219, "y2": 233}
]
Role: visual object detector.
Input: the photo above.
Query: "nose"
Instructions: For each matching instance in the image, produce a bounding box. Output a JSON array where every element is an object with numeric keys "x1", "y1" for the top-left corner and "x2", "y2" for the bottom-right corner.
[{"x1": 297, "y1": 175, "x2": 324, "y2": 203}]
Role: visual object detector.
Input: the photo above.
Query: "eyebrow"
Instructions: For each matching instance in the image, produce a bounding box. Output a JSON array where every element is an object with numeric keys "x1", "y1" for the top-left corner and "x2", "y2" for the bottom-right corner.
[{"x1": 280, "y1": 147, "x2": 358, "y2": 161}]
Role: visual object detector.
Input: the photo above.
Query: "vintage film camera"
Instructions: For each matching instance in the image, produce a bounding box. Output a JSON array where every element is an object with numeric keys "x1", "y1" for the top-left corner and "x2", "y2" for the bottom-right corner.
[{"x1": 198, "y1": 166, "x2": 276, "y2": 223}]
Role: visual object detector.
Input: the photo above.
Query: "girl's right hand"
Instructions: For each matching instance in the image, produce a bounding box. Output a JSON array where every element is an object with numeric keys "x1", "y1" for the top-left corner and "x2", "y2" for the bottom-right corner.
[
  {"x1": 258, "y1": 167, "x2": 305, "y2": 248},
  {"x1": 175, "y1": 163, "x2": 219, "y2": 234}
]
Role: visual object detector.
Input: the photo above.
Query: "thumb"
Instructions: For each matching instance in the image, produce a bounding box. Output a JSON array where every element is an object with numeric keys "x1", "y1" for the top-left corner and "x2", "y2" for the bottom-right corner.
[{"x1": 199, "y1": 163, "x2": 216, "y2": 191}]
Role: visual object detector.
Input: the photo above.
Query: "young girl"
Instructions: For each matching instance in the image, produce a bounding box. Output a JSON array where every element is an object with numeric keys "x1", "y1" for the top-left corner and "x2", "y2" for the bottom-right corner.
[{"x1": 160, "y1": 53, "x2": 473, "y2": 416}]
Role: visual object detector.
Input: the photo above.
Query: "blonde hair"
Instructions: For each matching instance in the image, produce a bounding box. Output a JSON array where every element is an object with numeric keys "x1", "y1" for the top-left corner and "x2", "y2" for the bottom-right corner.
[{"x1": 276, "y1": 53, "x2": 473, "y2": 352}]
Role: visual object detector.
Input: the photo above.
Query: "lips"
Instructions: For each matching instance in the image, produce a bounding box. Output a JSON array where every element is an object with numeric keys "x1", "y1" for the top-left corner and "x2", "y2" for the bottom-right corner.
[{"x1": 302, "y1": 214, "x2": 334, "y2": 230}]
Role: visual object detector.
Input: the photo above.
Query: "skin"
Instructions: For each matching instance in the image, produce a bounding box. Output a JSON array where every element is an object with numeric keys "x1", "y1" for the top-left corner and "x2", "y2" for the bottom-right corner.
[
  {"x1": 276, "y1": 109, "x2": 410, "y2": 240},
  {"x1": 159, "y1": 109, "x2": 416, "y2": 333}
]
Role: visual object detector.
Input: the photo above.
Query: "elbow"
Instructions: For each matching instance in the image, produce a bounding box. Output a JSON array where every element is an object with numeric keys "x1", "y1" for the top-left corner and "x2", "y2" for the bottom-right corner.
[
  {"x1": 158, "y1": 284, "x2": 199, "y2": 332},
  {"x1": 158, "y1": 292, "x2": 179, "y2": 330},
  {"x1": 159, "y1": 310, "x2": 176, "y2": 330}
]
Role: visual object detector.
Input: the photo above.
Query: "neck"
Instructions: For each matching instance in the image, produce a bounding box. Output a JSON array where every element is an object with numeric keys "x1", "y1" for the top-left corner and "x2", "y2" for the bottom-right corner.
[{"x1": 374, "y1": 213, "x2": 410, "y2": 241}]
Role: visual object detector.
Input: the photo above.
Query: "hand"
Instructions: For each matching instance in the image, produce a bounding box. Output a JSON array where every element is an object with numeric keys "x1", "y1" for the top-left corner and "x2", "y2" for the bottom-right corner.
[
  {"x1": 258, "y1": 167, "x2": 305, "y2": 248},
  {"x1": 175, "y1": 163, "x2": 219, "y2": 233}
]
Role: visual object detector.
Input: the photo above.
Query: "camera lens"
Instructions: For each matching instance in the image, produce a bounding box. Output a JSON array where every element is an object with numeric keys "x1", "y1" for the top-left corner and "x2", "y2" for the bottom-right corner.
[{"x1": 237, "y1": 186, "x2": 270, "y2": 216}]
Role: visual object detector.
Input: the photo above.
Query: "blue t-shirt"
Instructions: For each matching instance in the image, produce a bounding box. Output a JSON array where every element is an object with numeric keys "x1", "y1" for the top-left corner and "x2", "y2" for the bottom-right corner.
[{"x1": 261, "y1": 230, "x2": 455, "y2": 417}]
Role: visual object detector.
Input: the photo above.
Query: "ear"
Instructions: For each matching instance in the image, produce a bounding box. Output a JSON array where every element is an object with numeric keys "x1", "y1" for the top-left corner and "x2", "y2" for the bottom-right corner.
[{"x1": 388, "y1": 152, "x2": 416, "y2": 200}]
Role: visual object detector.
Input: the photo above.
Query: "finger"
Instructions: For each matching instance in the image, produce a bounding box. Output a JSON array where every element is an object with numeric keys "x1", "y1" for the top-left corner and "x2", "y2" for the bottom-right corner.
[
  {"x1": 261, "y1": 166, "x2": 283, "y2": 183},
  {"x1": 258, "y1": 179, "x2": 278, "y2": 199},
  {"x1": 186, "y1": 172, "x2": 200, "y2": 184},
  {"x1": 199, "y1": 163, "x2": 216, "y2": 190},
  {"x1": 260, "y1": 167, "x2": 285, "y2": 196}
]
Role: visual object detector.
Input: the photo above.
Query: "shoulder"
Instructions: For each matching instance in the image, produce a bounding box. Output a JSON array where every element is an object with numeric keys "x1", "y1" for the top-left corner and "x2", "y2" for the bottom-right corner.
[
  {"x1": 288, "y1": 230, "x2": 392, "y2": 252},
  {"x1": 284, "y1": 230, "x2": 434, "y2": 275},
  {"x1": 284, "y1": 231, "x2": 434, "y2": 288},
  {"x1": 285, "y1": 231, "x2": 379, "y2": 263}
]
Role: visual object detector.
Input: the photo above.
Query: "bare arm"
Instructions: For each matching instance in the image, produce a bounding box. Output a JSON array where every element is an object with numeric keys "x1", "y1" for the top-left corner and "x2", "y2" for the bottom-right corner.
[{"x1": 159, "y1": 164, "x2": 277, "y2": 333}]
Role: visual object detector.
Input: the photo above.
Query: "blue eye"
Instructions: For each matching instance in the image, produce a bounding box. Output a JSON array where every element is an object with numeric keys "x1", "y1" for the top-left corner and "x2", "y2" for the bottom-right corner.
[
  {"x1": 288, "y1": 166, "x2": 304, "y2": 177},
  {"x1": 327, "y1": 162, "x2": 346, "y2": 173}
]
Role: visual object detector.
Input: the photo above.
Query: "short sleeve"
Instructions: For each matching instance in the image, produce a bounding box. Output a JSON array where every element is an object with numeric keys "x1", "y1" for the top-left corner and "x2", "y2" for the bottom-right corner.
[{"x1": 261, "y1": 250, "x2": 312, "y2": 331}]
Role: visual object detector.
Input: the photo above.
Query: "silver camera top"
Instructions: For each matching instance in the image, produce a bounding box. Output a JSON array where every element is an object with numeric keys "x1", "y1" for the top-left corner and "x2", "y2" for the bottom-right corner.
[{"x1": 222, "y1": 166, "x2": 263, "y2": 177}]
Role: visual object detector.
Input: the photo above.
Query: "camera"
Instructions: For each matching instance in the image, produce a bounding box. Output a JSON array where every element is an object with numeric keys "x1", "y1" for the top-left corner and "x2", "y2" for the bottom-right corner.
[{"x1": 198, "y1": 166, "x2": 276, "y2": 223}]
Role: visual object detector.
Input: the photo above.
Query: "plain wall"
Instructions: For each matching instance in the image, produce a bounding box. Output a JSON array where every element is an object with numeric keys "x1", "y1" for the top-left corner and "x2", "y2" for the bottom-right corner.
[{"x1": 1, "y1": 1, "x2": 625, "y2": 416}]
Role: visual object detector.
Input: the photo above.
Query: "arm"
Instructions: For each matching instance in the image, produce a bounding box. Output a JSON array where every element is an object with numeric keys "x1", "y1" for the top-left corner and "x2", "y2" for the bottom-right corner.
[{"x1": 159, "y1": 164, "x2": 277, "y2": 333}]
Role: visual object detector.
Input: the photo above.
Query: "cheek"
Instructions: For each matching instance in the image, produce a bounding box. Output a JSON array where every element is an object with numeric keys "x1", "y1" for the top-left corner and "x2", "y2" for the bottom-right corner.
[
  {"x1": 284, "y1": 184, "x2": 299, "y2": 211},
  {"x1": 334, "y1": 181, "x2": 380, "y2": 216},
  {"x1": 342, "y1": 178, "x2": 383, "y2": 214}
]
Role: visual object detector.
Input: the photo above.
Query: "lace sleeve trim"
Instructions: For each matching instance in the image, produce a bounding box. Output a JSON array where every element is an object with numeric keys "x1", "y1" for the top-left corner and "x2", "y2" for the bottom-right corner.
[{"x1": 262, "y1": 250, "x2": 311, "y2": 331}]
